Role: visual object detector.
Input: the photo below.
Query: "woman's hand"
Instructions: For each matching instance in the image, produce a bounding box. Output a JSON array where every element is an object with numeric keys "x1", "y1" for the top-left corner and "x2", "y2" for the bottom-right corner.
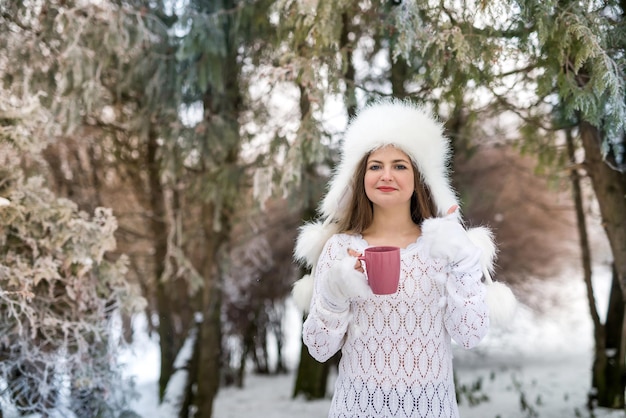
[
  {"x1": 319, "y1": 248, "x2": 371, "y2": 311},
  {"x1": 347, "y1": 248, "x2": 364, "y2": 273},
  {"x1": 421, "y1": 205, "x2": 478, "y2": 263}
]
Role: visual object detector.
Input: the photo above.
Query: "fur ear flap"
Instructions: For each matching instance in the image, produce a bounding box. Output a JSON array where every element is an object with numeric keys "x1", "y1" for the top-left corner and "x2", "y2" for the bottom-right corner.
[
  {"x1": 466, "y1": 226, "x2": 518, "y2": 327},
  {"x1": 294, "y1": 221, "x2": 338, "y2": 268},
  {"x1": 466, "y1": 226, "x2": 497, "y2": 282},
  {"x1": 486, "y1": 281, "x2": 518, "y2": 328},
  {"x1": 292, "y1": 274, "x2": 314, "y2": 313},
  {"x1": 292, "y1": 221, "x2": 338, "y2": 312}
]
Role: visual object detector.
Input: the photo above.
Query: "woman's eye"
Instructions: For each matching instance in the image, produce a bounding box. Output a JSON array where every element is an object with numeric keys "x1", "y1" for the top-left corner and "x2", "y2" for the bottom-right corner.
[
  {"x1": 395, "y1": 164, "x2": 407, "y2": 170},
  {"x1": 368, "y1": 164, "x2": 381, "y2": 170}
]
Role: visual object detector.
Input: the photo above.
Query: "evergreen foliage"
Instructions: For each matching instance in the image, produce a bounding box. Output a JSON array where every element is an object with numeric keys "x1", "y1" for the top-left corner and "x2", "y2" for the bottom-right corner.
[{"x1": 386, "y1": 0, "x2": 625, "y2": 168}]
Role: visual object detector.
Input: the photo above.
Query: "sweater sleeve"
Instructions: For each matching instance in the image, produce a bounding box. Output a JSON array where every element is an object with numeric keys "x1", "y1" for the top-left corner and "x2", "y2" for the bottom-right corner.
[
  {"x1": 442, "y1": 247, "x2": 489, "y2": 349},
  {"x1": 301, "y1": 235, "x2": 353, "y2": 363}
]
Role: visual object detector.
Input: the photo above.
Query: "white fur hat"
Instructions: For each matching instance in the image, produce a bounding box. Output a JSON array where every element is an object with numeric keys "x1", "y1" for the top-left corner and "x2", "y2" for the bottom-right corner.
[
  {"x1": 320, "y1": 99, "x2": 458, "y2": 222},
  {"x1": 292, "y1": 98, "x2": 517, "y2": 326}
]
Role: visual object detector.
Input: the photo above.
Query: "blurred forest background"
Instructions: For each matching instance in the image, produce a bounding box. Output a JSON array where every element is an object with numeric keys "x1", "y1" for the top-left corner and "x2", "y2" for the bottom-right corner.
[{"x1": 0, "y1": 0, "x2": 624, "y2": 417}]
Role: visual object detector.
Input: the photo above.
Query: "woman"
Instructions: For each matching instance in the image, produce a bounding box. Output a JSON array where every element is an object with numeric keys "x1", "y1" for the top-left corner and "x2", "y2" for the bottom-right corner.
[{"x1": 293, "y1": 99, "x2": 513, "y2": 417}]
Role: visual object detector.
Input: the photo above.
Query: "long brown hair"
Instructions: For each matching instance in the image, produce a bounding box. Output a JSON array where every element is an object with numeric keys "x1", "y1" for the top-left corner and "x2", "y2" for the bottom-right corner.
[{"x1": 337, "y1": 147, "x2": 437, "y2": 234}]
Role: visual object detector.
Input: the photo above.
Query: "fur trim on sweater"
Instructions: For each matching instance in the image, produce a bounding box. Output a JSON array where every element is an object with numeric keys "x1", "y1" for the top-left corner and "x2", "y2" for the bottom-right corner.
[
  {"x1": 292, "y1": 225, "x2": 499, "y2": 312},
  {"x1": 292, "y1": 228, "x2": 517, "y2": 327},
  {"x1": 293, "y1": 220, "x2": 339, "y2": 269},
  {"x1": 466, "y1": 226, "x2": 497, "y2": 282}
]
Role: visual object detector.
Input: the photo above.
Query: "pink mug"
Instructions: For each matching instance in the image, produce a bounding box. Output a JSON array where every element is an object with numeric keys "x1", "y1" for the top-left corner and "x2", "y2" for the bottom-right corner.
[{"x1": 358, "y1": 246, "x2": 401, "y2": 295}]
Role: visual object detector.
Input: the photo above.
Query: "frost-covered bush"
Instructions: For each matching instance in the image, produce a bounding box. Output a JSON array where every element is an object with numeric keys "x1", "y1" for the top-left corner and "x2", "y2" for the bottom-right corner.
[
  {"x1": 0, "y1": 6, "x2": 147, "y2": 414},
  {"x1": 0, "y1": 173, "x2": 145, "y2": 416}
]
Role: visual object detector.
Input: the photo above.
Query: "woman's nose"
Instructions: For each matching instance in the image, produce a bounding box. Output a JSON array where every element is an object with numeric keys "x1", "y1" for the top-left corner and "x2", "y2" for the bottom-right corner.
[{"x1": 380, "y1": 167, "x2": 393, "y2": 180}]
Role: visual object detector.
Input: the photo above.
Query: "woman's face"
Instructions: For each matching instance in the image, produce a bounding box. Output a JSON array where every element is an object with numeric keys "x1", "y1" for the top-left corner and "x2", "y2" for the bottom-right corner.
[{"x1": 363, "y1": 146, "x2": 415, "y2": 211}]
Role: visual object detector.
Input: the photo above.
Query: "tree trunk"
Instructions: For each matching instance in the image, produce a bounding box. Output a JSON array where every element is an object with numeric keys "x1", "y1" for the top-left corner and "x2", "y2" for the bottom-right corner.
[
  {"x1": 184, "y1": 0, "x2": 242, "y2": 412},
  {"x1": 237, "y1": 320, "x2": 254, "y2": 387},
  {"x1": 146, "y1": 129, "x2": 179, "y2": 401},
  {"x1": 340, "y1": 12, "x2": 357, "y2": 117},
  {"x1": 566, "y1": 128, "x2": 612, "y2": 408},
  {"x1": 180, "y1": 318, "x2": 202, "y2": 418},
  {"x1": 292, "y1": 81, "x2": 336, "y2": 399},
  {"x1": 579, "y1": 120, "x2": 626, "y2": 409},
  {"x1": 594, "y1": 264, "x2": 626, "y2": 408},
  {"x1": 273, "y1": 303, "x2": 288, "y2": 374},
  {"x1": 190, "y1": 201, "x2": 226, "y2": 418},
  {"x1": 390, "y1": 53, "x2": 409, "y2": 100},
  {"x1": 293, "y1": 334, "x2": 334, "y2": 399}
]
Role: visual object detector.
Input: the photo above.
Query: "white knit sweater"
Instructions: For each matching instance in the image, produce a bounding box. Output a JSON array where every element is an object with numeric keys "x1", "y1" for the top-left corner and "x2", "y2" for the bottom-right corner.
[{"x1": 302, "y1": 233, "x2": 489, "y2": 418}]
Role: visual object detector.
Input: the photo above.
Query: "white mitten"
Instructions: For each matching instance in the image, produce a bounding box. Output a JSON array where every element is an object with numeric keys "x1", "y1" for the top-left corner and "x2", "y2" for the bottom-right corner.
[
  {"x1": 320, "y1": 255, "x2": 372, "y2": 311},
  {"x1": 421, "y1": 213, "x2": 480, "y2": 265}
]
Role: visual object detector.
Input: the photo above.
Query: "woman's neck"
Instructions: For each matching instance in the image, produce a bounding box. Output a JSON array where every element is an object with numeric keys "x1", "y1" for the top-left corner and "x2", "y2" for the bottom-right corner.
[{"x1": 361, "y1": 207, "x2": 421, "y2": 248}]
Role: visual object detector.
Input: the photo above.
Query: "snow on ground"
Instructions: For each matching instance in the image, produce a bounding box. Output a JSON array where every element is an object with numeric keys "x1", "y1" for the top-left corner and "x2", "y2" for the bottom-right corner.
[
  {"x1": 121, "y1": 264, "x2": 626, "y2": 418},
  {"x1": 4, "y1": 265, "x2": 621, "y2": 417}
]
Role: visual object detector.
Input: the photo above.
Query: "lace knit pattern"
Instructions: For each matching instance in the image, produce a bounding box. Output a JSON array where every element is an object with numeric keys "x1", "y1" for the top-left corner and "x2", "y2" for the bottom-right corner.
[{"x1": 302, "y1": 233, "x2": 488, "y2": 418}]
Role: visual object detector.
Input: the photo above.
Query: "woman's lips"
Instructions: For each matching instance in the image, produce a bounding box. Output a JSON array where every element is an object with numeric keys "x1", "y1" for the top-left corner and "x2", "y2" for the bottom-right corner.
[{"x1": 377, "y1": 186, "x2": 396, "y2": 192}]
